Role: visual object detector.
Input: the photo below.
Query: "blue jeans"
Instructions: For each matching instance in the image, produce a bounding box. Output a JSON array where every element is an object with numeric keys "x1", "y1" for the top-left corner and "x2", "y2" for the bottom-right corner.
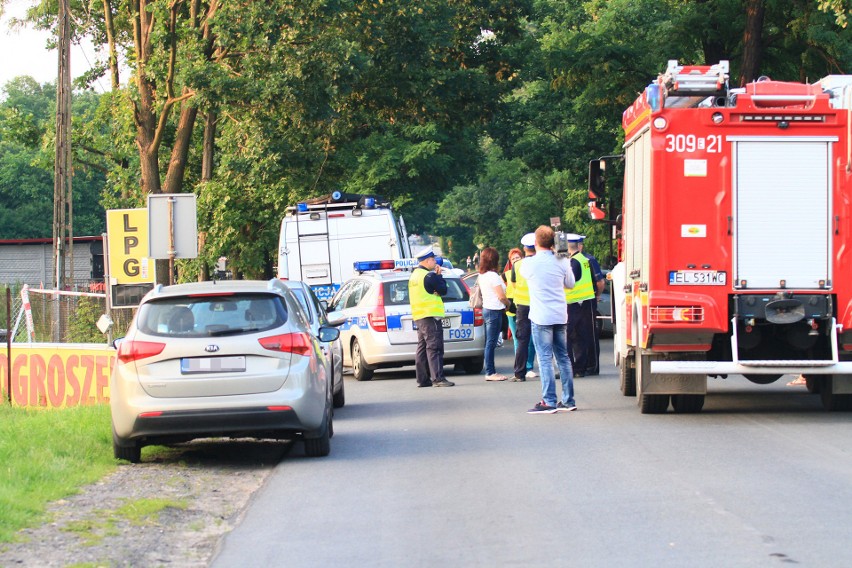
[
  {"x1": 483, "y1": 308, "x2": 504, "y2": 375},
  {"x1": 531, "y1": 322, "x2": 575, "y2": 407}
]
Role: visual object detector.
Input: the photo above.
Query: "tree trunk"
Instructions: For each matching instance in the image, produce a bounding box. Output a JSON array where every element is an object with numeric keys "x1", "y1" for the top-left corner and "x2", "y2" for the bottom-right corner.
[
  {"x1": 740, "y1": 0, "x2": 766, "y2": 86},
  {"x1": 163, "y1": 100, "x2": 199, "y2": 194},
  {"x1": 102, "y1": 0, "x2": 119, "y2": 90},
  {"x1": 201, "y1": 110, "x2": 216, "y2": 182}
]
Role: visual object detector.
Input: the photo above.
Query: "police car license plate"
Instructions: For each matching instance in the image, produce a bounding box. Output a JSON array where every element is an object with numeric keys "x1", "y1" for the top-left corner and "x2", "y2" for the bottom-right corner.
[
  {"x1": 669, "y1": 270, "x2": 727, "y2": 285},
  {"x1": 181, "y1": 356, "x2": 246, "y2": 374},
  {"x1": 413, "y1": 318, "x2": 451, "y2": 330}
]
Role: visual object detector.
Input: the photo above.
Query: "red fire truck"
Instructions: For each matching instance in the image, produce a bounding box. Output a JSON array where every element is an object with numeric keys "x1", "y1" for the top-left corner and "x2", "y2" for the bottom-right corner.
[{"x1": 588, "y1": 60, "x2": 852, "y2": 413}]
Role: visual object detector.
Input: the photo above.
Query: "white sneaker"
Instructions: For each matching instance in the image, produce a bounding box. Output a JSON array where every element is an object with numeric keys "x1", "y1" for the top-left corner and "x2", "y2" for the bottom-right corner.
[
  {"x1": 497, "y1": 336, "x2": 504, "y2": 348},
  {"x1": 525, "y1": 370, "x2": 538, "y2": 379}
]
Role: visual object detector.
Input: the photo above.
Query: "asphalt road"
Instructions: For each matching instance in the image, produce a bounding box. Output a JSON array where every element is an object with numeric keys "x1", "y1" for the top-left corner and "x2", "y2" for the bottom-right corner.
[{"x1": 211, "y1": 339, "x2": 852, "y2": 568}]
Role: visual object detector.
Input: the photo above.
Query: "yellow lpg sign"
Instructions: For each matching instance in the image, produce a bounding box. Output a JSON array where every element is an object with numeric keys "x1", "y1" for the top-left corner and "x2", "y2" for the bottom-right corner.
[{"x1": 107, "y1": 208, "x2": 154, "y2": 284}]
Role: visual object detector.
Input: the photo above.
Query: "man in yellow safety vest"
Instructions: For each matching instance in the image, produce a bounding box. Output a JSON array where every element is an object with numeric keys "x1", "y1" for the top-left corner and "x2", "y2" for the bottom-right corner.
[
  {"x1": 409, "y1": 246, "x2": 455, "y2": 387},
  {"x1": 564, "y1": 234, "x2": 597, "y2": 377}
]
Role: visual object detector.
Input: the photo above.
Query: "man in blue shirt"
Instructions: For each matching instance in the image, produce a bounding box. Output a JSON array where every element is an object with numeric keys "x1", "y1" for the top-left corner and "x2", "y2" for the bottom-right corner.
[{"x1": 520, "y1": 226, "x2": 581, "y2": 413}]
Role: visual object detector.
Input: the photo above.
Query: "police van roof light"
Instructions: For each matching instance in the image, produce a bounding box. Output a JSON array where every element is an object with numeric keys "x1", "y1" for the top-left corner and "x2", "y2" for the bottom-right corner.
[
  {"x1": 297, "y1": 203, "x2": 308, "y2": 212},
  {"x1": 354, "y1": 260, "x2": 397, "y2": 271}
]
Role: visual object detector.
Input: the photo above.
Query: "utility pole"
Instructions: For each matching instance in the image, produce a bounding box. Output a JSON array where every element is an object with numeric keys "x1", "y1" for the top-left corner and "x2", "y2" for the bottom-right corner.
[{"x1": 53, "y1": 0, "x2": 73, "y2": 339}]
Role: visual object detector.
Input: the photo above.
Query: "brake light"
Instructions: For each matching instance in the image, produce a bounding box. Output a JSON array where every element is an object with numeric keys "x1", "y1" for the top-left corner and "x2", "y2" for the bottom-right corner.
[
  {"x1": 258, "y1": 332, "x2": 313, "y2": 355},
  {"x1": 187, "y1": 292, "x2": 237, "y2": 298},
  {"x1": 117, "y1": 340, "x2": 166, "y2": 363},
  {"x1": 368, "y1": 285, "x2": 387, "y2": 332},
  {"x1": 649, "y1": 306, "x2": 704, "y2": 323},
  {"x1": 473, "y1": 307, "x2": 483, "y2": 326}
]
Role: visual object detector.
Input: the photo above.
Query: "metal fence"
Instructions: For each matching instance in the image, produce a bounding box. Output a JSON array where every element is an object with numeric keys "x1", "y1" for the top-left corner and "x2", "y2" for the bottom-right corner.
[{"x1": 2, "y1": 284, "x2": 136, "y2": 344}]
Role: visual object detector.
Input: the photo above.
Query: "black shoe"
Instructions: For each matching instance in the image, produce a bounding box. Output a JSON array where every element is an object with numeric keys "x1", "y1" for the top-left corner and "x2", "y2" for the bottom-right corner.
[
  {"x1": 432, "y1": 379, "x2": 455, "y2": 387},
  {"x1": 527, "y1": 401, "x2": 558, "y2": 414},
  {"x1": 574, "y1": 372, "x2": 586, "y2": 378},
  {"x1": 417, "y1": 382, "x2": 432, "y2": 388},
  {"x1": 509, "y1": 376, "x2": 526, "y2": 382}
]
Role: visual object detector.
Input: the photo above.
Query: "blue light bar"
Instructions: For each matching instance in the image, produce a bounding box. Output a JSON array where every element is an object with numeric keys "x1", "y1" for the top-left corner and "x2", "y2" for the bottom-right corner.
[
  {"x1": 332, "y1": 191, "x2": 342, "y2": 201},
  {"x1": 297, "y1": 203, "x2": 308, "y2": 212},
  {"x1": 354, "y1": 260, "x2": 397, "y2": 271},
  {"x1": 353, "y1": 257, "x2": 445, "y2": 272},
  {"x1": 364, "y1": 197, "x2": 376, "y2": 208}
]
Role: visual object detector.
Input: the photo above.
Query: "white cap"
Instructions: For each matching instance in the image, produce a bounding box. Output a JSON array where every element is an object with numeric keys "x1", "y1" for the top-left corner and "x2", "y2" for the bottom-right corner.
[
  {"x1": 521, "y1": 233, "x2": 536, "y2": 248},
  {"x1": 415, "y1": 246, "x2": 436, "y2": 261},
  {"x1": 563, "y1": 233, "x2": 584, "y2": 242}
]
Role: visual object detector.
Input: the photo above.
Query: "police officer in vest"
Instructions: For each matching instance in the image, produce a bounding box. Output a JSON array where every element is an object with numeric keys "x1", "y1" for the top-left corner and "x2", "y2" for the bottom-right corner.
[
  {"x1": 578, "y1": 236, "x2": 606, "y2": 375},
  {"x1": 409, "y1": 246, "x2": 455, "y2": 387},
  {"x1": 564, "y1": 234, "x2": 597, "y2": 377},
  {"x1": 509, "y1": 233, "x2": 538, "y2": 382}
]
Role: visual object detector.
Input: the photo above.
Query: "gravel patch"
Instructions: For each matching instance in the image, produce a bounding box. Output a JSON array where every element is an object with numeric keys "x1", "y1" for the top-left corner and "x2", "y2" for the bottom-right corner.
[{"x1": 0, "y1": 439, "x2": 290, "y2": 567}]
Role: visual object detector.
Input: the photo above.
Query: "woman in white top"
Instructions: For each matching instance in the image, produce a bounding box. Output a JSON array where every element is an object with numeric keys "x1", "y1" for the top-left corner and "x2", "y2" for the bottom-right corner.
[{"x1": 478, "y1": 247, "x2": 510, "y2": 380}]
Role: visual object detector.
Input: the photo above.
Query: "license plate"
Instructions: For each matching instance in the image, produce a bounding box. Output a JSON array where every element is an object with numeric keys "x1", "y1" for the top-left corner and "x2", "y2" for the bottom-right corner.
[
  {"x1": 669, "y1": 270, "x2": 727, "y2": 286},
  {"x1": 412, "y1": 318, "x2": 452, "y2": 330},
  {"x1": 181, "y1": 356, "x2": 246, "y2": 374}
]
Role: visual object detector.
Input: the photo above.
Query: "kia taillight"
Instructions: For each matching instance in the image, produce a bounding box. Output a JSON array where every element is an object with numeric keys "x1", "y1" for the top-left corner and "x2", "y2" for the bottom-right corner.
[
  {"x1": 368, "y1": 285, "x2": 387, "y2": 332},
  {"x1": 117, "y1": 340, "x2": 166, "y2": 363},
  {"x1": 259, "y1": 332, "x2": 313, "y2": 355},
  {"x1": 473, "y1": 307, "x2": 484, "y2": 326}
]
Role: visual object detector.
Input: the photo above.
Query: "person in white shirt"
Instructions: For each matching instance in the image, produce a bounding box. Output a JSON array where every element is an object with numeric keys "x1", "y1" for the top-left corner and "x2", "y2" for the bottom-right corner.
[
  {"x1": 478, "y1": 247, "x2": 510, "y2": 381},
  {"x1": 520, "y1": 226, "x2": 581, "y2": 413}
]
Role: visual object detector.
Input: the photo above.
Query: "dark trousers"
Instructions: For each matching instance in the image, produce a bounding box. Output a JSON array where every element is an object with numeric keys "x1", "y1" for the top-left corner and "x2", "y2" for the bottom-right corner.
[
  {"x1": 587, "y1": 298, "x2": 601, "y2": 374},
  {"x1": 415, "y1": 317, "x2": 445, "y2": 385},
  {"x1": 567, "y1": 300, "x2": 595, "y2": 375},
  {"x1": 513, "y1": 304, "x2": 532, "y2": 379}
]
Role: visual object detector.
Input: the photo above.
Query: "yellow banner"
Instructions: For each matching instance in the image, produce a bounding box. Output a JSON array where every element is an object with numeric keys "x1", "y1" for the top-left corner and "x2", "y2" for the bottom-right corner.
[
  {"x1": 107, "y1": 209, "x2": 154, "y2": 285},
  {"x1": 0, "y1": 345, "x2": 114, "y2": 408}
]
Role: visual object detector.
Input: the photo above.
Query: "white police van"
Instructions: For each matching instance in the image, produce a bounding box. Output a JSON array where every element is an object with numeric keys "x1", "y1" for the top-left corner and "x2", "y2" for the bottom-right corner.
[{"x1": 277, "y1": 192, "x2": 412, "y2": 301}]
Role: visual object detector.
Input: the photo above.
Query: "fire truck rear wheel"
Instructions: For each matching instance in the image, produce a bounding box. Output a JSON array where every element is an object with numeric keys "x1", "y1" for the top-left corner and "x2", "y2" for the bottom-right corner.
[
  {"x1": 639, "y1": 394, "x2": 669, "y2": 414},
  {"x1": 804, "y1": 375, "x2": 820, "y2": 393},
  {"x1": 671, "y1": 394, "x2": 705, "y2": 413},
  {"x1": 820, "y1": 376, "x2": 852, "y2": 411},
  {"x1": 744, "y1": 374, "x2": 781, "y2": 385},
  {"x1": 620, "y1": 361, "x2": 636, "y2": 397}
]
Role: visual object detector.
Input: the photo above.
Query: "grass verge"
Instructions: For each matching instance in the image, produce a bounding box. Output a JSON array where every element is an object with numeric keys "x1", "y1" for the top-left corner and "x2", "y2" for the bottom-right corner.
[{"x1": 0, "y1": 404, "x2": 117, "y2": 543}]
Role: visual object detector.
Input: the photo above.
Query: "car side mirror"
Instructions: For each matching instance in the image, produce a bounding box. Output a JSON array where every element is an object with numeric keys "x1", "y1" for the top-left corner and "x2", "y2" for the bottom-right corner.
[{"x1": 318, "y1": 326, "x2": 340, "y2": 342}]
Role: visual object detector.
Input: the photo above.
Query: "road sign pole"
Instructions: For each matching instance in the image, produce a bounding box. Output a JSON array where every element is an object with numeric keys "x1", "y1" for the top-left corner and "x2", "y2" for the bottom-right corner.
[{"x1": 168, "y1": 196, "x2": 176, "y2": 285}]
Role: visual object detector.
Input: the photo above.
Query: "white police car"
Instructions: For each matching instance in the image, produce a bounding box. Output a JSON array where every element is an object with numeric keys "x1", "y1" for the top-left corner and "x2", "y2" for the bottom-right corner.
[{"x1": 326, "y1": 259, "x2": 485, "y2": 380}]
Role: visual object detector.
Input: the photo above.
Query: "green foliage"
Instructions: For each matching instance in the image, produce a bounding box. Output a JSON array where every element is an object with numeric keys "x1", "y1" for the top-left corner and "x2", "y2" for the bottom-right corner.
[
  {"x1": 65, "y1": 297, "x2": 105, "y2": 343},
  {"x1": 0, "y1": 404, "x2": 116, "y2": 543},
  {"x1": 0, "y1": 0, "x2": 848, "y2": 273}
]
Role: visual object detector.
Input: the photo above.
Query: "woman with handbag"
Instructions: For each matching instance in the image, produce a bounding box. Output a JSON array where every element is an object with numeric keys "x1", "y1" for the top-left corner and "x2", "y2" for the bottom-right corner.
[{"x1": 478, "y1": 247, "x2": 510, "y2": 381}]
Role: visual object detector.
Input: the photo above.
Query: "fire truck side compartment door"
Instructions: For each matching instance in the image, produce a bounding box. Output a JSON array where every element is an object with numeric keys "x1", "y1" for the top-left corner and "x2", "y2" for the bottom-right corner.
[{"x1": 732, "y1": 137, "x2": 836, "y2": 290}]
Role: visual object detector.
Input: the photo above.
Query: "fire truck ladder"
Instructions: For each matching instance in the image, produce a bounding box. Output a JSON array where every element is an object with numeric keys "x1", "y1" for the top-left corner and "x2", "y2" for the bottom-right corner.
[{"x1": 660, "y1": 60, "x2": 729, "y2": 103}]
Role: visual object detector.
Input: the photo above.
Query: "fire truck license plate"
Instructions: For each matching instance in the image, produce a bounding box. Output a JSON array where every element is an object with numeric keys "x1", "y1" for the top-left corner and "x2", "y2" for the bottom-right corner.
[{"x1": 669, "y1": 270, "x2": 727, "y2": 285}]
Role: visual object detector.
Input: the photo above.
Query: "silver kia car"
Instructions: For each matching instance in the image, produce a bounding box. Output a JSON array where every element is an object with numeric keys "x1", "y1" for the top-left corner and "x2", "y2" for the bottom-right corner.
[{"x1": 110, "y1": 279, "x2": 339, "y2": 462}]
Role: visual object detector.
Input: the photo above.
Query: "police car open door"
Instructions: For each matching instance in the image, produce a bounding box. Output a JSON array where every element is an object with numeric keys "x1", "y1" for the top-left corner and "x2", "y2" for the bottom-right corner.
[{"x1": 732, "y1": 137, "x2": 834, "y2": 290}]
